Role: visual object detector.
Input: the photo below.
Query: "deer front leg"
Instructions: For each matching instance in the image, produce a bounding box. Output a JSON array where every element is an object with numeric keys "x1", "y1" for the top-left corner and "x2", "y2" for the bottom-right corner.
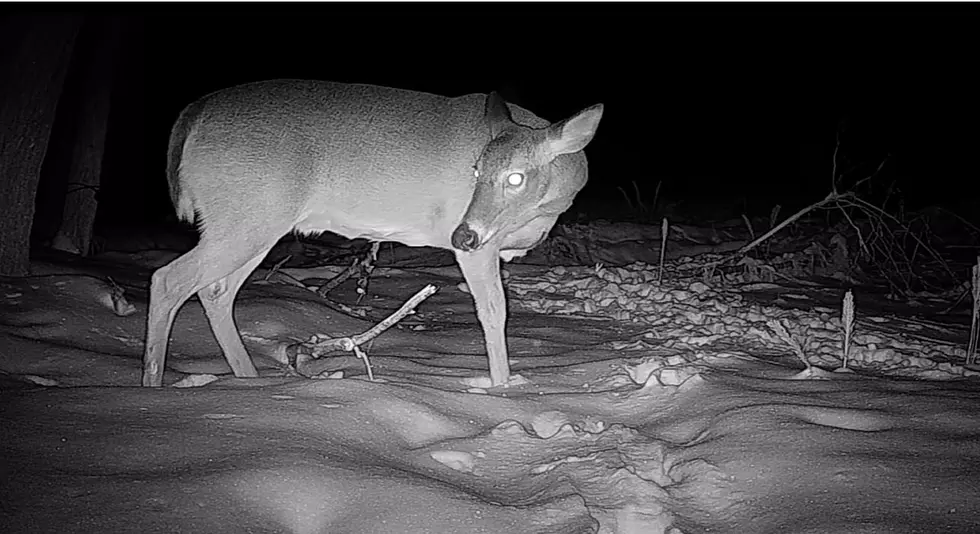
[{"x1": 454, "y1": 247, "x2": 511, "y2": 386}]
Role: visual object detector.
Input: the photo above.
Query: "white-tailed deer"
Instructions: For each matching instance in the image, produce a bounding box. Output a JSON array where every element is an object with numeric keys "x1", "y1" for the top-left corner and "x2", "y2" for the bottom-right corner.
[{"x1": 143, "y1": 80, "x2": 603, "y2": 387}]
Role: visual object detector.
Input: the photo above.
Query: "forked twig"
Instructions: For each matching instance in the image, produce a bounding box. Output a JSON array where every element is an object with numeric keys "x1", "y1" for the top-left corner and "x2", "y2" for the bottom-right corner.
[{"x1": 289, "y1": 284, "x2": 438, "y2": 380}]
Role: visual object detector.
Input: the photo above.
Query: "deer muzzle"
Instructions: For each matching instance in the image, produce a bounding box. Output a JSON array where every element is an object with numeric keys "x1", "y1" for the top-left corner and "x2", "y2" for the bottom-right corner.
[{"x1": 451, "y1": 223, "x2": 481, "y2": 251}]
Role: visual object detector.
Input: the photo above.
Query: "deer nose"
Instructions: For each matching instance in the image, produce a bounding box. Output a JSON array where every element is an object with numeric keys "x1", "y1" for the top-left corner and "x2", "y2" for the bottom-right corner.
[{"x1": 451, "y1": 223, "x2": 480, "y2": 251}]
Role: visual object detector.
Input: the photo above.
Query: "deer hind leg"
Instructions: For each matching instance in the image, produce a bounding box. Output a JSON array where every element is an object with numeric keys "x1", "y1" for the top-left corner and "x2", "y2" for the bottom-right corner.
[
  {"x1": 196, "y1": 249, "x2": 274, "y2": 378},
  {"x1": 454, "y1": 247, "x2": 511, "y2": 386},
  {"x1": 142, "y1": 234, "x2": 281, "y2": 387}
]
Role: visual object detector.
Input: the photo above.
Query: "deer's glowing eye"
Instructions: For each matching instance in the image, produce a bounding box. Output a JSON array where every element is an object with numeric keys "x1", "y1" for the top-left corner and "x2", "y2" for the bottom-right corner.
[
  {"x1": 506, "y1": 172, "x2": 525, "y2": 187},
  {"x1": 474, "y1": 169, "x2": 480, "y2": 178}
]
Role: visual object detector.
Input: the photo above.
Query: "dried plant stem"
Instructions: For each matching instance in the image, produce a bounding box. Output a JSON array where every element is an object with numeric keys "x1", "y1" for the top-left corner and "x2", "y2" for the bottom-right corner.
[
  {"x1": 355, "y1": 241, "x2": 381, "y2": 303},
  {"x1": 317, "y1": 257, "x2": 360, "y2": 297},
  {"x1": 769, "y1": 204, "x2": 781, "y2": 229},
  {"x1": 741, "y1": 214, "x2": 755, "y2": 240},
  {"x1": 651, "y1": 180, "x2": 663, "y2": 214},
  {"x1": 265, "y1": 254, "x2": 292, "y2": 281},
  {"x1": 841, "y1": 289, "x2": 855, "y2": 370},
  {"x1": 658, "y1": 217, "x2": 668, "y2": 284},
  {"x1": 632, "y1": 181, "x2": 643, "y2": 211},
  {"x1": 968, "y1": 259, "x2": 979, "y2": 367},
  {"x1": 767, "y1": 318, "x2": 812, "y2": 372},
  {"x1": 617, "y1": 186, "x2": 634, "y2": 212},
  {"x1": 291, "y1": 284, "x2": 438, "y2": 380},
  {"x1": 351, "y1": 284, "x2": 435, "y2": 346}
]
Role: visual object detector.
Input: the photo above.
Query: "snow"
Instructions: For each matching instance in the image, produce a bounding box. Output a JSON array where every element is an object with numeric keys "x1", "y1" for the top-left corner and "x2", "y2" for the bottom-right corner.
[{"x1": 1, "y1": 250, "x2": 979, "y2": 533}]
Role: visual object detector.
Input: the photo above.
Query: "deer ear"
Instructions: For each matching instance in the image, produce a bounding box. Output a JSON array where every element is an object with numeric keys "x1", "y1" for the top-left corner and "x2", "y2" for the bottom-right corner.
[
  {"x1": 484, "y1": 92, "x2": 518, "y2": 138},
  {"x1": 544, "y1": 104, "x2": 604, "y2": 157}
]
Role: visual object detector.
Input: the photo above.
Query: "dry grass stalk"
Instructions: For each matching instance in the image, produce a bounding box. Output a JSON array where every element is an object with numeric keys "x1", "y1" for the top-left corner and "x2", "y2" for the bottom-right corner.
[
  {"x1": 658, "y1": 217, "x2": 668, "y2": 284},
  {"x1": 968, "y1": 259, "x2": 979, "y2": 367},
  {"x1": 617, "y1": 180, "x2": 648, "y2": 215},
  {"x1": 767, "y1": 318, "x2": 813, "y2": 372},
  {"x1": 741, "y1": 213, "x2": 755, "y2": 240},
  {"x1": 651, "y1": 180, "x2": 663, "y2": 215},
  {"x1": 841, "y1": 289, "x2": 855, "y2": 370},
  {"x1": 769, "y1": 204, "x2": 781, "y2": 229}
]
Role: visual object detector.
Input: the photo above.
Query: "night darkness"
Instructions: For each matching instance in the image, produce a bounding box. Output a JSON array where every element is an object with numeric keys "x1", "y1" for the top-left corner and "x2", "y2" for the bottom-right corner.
[{"x1": 26, "y1": 4, "x2": 980, "y2": 238}]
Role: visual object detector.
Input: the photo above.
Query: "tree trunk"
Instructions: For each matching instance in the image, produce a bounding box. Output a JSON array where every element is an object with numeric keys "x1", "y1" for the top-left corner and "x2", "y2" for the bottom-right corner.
[
  {"x1": 54, "y1": 16, "x2": 123, "y2": 256},
  {"x1": 0, "y1": 14, "x2": 83, "y2": 275}
]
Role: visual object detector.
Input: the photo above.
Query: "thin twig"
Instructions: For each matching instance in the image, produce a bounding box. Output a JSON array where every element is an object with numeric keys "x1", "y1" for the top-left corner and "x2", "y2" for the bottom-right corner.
[
  {"x1": 291, "y1": 284, "x2": 439, "y2": 380},
  {"x1": 617, "y1": 186, "x2": 634, "y2": 212},
  {"x1": 317, "y1": 257, "x2": 359, "y2": 298},
  {"x1": 265, "y1": 254, "x2": 292, "y2": 281},
  {"x1": 351, "y1": 284, "x2": 436, "y2": 346}
]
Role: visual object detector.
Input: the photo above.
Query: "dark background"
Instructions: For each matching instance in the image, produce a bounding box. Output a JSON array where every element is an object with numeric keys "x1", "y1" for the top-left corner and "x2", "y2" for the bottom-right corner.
[{"x1": 34, "y1": 4, "x2": 980, "y2": 233}]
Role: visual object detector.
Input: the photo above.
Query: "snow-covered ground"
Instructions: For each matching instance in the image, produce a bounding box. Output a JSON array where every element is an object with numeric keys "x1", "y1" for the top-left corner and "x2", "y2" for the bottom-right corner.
[{"x1": 1, "y1": 233, "x2": 978, "y2": 533}]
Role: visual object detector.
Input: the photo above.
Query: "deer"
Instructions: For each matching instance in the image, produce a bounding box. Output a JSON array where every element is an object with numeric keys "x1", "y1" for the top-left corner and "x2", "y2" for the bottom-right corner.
[{"x1": 142, "y1": 80, "x2": 603, "y2": 388}]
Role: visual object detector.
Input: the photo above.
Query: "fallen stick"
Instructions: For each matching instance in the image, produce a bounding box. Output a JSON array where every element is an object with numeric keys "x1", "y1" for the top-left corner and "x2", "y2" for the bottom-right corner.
[{"x1": 288, "y1": 284, "x2": 439, "y2": 380}]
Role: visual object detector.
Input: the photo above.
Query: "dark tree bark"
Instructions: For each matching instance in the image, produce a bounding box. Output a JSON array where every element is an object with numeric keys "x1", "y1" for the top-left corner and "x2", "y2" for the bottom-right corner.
[
  {"x1": 53, "y1": 16, "x2": 123, "y2": 256},
  {"x1": 0, "y1": 14, "x2": 83, "y2": 275}
]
